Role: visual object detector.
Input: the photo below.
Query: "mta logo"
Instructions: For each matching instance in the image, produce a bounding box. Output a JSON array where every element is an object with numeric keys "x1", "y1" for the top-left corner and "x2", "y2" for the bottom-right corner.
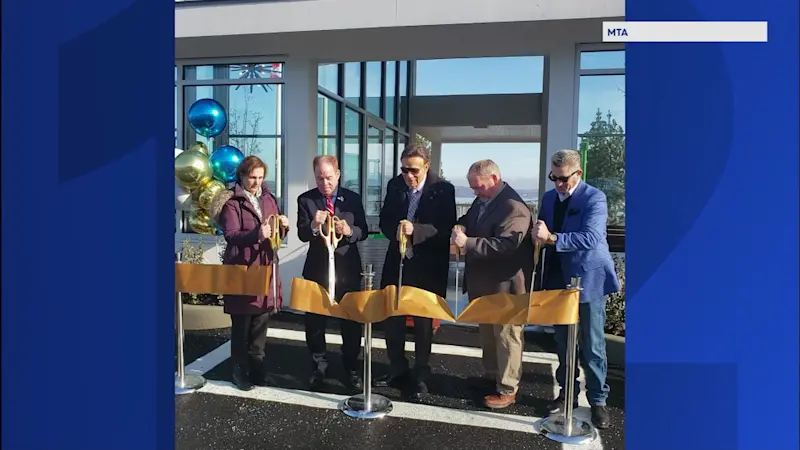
[{"x1": 607, "y1": 28, "x2": 628, "y2": 36}]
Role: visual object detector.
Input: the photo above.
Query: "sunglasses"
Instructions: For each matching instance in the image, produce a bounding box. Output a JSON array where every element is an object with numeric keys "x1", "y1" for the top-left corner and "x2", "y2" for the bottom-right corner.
[
  {"x1": 401, "y1": 167, "x2": 421, "y2": 175},
  {"x1": 548, "y1": 170, "x2": 579, "y2": 183}
]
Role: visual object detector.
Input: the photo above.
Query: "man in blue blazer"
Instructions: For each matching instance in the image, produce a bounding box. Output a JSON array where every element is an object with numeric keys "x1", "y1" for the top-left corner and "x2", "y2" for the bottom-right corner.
[{"x1": 534, "y1": 149, "x2": 620, "y2": 429}]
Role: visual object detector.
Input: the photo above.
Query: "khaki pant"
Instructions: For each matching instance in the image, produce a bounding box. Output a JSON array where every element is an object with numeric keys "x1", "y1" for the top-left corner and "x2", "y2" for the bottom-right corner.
[{"x1": 479, "y1": 324, "x2": 524, "y2": 395}]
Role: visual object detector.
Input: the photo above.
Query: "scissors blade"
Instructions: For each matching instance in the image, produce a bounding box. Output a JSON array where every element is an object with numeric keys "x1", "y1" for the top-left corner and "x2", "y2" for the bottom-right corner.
[
  {"x1": 327, "y1": 249, "x2": 336, "y2": 305},
  {"x1": 396, "y1": 258, "x2": 405, "y2": 309},
  {"x1": 453, "y1": 260, "x2": 460, "y2": 317}
]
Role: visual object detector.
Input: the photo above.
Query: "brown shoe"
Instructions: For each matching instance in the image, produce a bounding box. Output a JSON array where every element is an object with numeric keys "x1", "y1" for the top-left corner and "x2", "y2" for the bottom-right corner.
[{"x1": 483, "y1": 393, "x2": 516, "y2": 409}]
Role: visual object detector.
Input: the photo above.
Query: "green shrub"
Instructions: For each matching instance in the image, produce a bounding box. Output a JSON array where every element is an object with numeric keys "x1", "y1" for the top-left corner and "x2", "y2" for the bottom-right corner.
[
  {"x1": 605, "y1": 254, "x2": 626, "y2": 336},
  {"x1": 178, "y1": 238, "x2": 225, "y2": 306}
]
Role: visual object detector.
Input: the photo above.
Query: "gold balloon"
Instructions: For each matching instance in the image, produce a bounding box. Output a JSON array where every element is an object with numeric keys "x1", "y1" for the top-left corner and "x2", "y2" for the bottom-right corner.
[
  {"x1": 188, "y1": 208, "x2": 216, "y2": 235},
  {"x1": 175, "y1": 150, "x2": 212, "y2": 190},
  {"x1": 195, "y1": 180, "x2": 226, "y2": 211},
  {"x1": 189, "y1": 141, "x2": 209, "y2": 155}
]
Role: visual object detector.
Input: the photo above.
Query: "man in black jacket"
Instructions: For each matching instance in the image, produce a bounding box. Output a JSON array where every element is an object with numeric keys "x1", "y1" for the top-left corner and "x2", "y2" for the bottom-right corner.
[
  {"x1": 376, "y1": 144, "x2": 457, "y2": 400},
  {"x1": 297, "y1": 155, "x2": 368, "y2": 391}
]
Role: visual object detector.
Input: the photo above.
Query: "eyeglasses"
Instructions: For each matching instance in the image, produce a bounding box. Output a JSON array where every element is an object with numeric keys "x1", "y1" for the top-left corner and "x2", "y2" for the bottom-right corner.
[
  {"x1": 548, "y1": 170, "x2": 579, "y2": 183},
  {"x1": 400, "y1": 167, "x2": 421, "y2": 175}
]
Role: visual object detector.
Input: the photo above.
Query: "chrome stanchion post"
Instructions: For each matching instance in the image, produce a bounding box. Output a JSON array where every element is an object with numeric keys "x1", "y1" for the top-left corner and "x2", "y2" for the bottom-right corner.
[
  {"x1": 340, "y1": 264, "x2": 393, "y2": 419},
  {"x1": 540, "y1": 276, "x2": 597, "y2": 445},
  {"x1": 175, "y1": 253, "x2": 206, "y2": 395}
]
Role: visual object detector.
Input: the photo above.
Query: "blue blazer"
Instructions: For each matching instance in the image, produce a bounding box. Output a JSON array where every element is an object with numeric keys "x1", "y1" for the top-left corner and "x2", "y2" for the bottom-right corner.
[{"x1": 538, "y1": 182, "x2": 620, "y2": 303}]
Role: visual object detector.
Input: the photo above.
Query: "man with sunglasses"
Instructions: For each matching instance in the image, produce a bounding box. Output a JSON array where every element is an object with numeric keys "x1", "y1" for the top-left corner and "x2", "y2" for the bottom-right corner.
[
  {"x1": 376, "y1": 144, "x2": 456, "y2": 400},
  {"x1": 534, "y1": 149, "x2": 620, "y2": 429}
]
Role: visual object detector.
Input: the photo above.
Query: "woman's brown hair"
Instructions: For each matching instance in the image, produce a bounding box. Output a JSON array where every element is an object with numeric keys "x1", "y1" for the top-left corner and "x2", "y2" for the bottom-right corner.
[{"x1": 236, "y1": 155, "x2": 268, "y2": 182}]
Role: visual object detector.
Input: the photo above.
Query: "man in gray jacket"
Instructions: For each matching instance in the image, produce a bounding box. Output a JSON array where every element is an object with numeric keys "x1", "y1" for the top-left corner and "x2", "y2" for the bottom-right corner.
[{"x1": 451, "y1": 159, "x2": 534, "y2": 409}]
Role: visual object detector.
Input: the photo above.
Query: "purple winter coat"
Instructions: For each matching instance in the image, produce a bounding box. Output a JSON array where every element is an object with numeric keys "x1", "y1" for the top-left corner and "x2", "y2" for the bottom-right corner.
[{"x1": 211, "y1": 183, "x2": 284, "y2": 315}]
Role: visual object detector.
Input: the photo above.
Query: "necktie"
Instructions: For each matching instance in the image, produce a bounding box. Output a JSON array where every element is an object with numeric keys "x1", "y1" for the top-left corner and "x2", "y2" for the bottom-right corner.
[
  {"x1": 407, "y1": 190, "x2": 421, "y2": 221},
  {"x1": 326, "y1": 196, "x2": 334, "y2": 215},
  {"x1": 405, "y1": 190, "x2": 421, "y2": 258}
]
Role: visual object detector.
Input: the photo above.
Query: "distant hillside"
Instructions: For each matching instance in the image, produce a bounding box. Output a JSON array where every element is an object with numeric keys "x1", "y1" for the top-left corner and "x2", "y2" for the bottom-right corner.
[{"x1": 453, "y1": 185, "x2": 538, "y2": 202}]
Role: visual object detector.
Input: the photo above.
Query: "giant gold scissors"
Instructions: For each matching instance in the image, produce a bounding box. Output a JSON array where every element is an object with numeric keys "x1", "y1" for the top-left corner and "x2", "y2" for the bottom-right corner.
[
  {"x1": 396, "y1": 221, "x2": 411, "y2": 309},
  {"x1": 529, "y1": 240, "x2": 542, "y2": 294},
  {"x1": 266, "y1": 214, "x2": 288, "y2": 301},
  {"x1": 319, "y1": 214, "x2": 344, "y2": 304},
  {"x1": 452, "y1": 225, "x2": 465, "y2": 316}
]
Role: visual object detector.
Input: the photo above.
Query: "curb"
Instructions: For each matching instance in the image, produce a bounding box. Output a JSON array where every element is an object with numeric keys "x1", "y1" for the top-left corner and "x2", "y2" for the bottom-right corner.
[{"x1": 182, "y1": 304, "x2": 230, "y2": 330}]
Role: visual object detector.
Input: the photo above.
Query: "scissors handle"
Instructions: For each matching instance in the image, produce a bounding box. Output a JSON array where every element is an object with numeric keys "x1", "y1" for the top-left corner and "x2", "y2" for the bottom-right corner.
[
  {"x1": 266, "y1": 214, "x2": 288, "y2": 250},
  {"x1": 397, "y1": 222, "x2": 408, "y2": 258},
  {"x1": 319, "y1": 214, "x2": 343, "y2": 247},
  {"x1": 452, "y1": 225, "x2": 464, "y2": 258}
]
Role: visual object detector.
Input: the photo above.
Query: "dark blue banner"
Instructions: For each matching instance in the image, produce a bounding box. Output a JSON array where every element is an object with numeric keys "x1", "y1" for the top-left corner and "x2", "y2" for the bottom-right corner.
[
  {"x1": 2, "y1": 0, "x2": 175, "y2": 449},
  {"x1": 625, "y1": 2, "x2": 798, "y2": 450}
]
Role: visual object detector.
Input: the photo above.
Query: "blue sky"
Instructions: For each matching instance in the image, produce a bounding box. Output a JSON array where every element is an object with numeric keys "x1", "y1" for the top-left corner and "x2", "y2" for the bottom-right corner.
[
  {"x1": 414, "y1": 54, "x2": 625, "y2": 189},
  {"x1": 177, "y1": 52, "x2": 625, "y2": 193}
]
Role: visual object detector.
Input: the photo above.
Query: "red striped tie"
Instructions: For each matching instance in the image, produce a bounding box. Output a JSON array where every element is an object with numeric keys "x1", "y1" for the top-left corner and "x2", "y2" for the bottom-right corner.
[{"x1": 326, "y1": 196, "x2": 334, "y2": 215}]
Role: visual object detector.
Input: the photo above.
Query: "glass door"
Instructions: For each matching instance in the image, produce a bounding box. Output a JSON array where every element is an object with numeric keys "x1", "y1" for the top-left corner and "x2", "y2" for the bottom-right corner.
[{"x1": 363, "y1": 118, "x2": 386, "y2": 233}]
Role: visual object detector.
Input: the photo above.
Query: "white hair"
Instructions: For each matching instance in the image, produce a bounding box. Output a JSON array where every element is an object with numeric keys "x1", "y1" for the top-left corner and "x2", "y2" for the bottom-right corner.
[
  {"x1": 551, "y1": 149, "x2": 582, "y2": 171},
  {"x1": 468, "y1": 159, "x2": 502, "y2": 178}
]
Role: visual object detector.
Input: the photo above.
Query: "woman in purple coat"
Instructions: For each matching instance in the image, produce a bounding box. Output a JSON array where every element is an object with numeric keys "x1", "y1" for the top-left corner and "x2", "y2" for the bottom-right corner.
[{"x1": 210, "y1": 156, "x2": 289, "y2": 391}]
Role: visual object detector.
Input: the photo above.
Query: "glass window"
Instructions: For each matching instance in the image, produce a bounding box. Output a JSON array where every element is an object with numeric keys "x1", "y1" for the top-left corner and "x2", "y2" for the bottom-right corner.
[
  {"x1": 182, "y1": 82, "x2": 284, "y2": 222},
  {"x1": 318, "y1": 64, "x2": 339, "y2": 94},
  {"x1": 397, "y1": 134, "x2": 407, "y2": 174},
  {"x1": 365, "y1": 61, "x2": 382, "y2": 117},
  {"x1": 399, "y1": 61, "x2": 409, "y2": 129},
  {"x1": 365, "y1": 126, "x2": 383, "y2": 216},
  {"x1": 384, "y1": 61, "x2": 397, "y2": 125},
  {"x1": 577, "y1": 69, "x2": 626, "y2": 227},
  {"x1": 580, "y1": 51, "x2": 625, "y2": 70},
  {"x1": 342, "y1": 107, "x2": 362, "y2": 194},
  {"x1": 317, "y1": 94, "x2": 340, "y2": 156},
  {"x1": 344, "y1": 63, "x2": 361, "y2": 106},
  {"x1": 184, "y1": 63, "x2": 284, "y2": 82},
  {"x1": 383, "y1": 129, "x2": 396, "y2": 193}
]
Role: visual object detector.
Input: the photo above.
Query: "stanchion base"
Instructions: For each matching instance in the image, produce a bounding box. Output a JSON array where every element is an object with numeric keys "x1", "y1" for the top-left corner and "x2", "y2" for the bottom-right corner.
[
  {"x1": 175, "y1": 373, "x2": 206, "y2": 395},
  {"x1": 539, "y1": 414, "x2": 598, "y2": 445},
  {"x1": 339, "y1": 394, "x2": 393, "y2": 419}
]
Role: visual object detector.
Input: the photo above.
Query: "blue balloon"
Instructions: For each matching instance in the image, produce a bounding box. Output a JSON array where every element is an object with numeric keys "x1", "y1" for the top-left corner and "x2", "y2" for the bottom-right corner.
[
  {"x1": 209, "y1": 145, "x2": 245, "y2": 183},
  {"x1": 187, "y1": 98, "x2": 227, "y2": 138}
]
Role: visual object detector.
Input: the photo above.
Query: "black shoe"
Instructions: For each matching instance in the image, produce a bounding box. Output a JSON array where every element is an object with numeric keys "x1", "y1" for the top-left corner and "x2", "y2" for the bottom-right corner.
[
  {"x1": 374, "y1": 373, "x2": 409, "y2": 389},
  {"x1": 232, "y1": 365, "x2": 254, "y2": 391},
  {"x1": 309, "y1": 370, "x2": 326, "y2": 391},
  {"x1": 591, "y1": 405, "x2": 610, "y2": 429},
  {"x1": 406, "y1": 379, "x2": 429, "y2": 401},
  {"x1": 344, "y1": 371, "x2": 363, "y2": 391},
  {"x1": 249, "y1": 359, "x2": 271, "y2": 386},
  {"x1": 547, "y1": 397, "x2": 579, "y2": 414}
]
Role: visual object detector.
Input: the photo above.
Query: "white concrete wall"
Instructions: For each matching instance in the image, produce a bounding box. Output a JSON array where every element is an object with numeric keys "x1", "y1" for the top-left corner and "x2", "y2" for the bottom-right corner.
[
  {"x1": 539, "y1": 45, "x2": 578, "y2": 195},
  {"x1": 176, "y1": 0, "x2": 624, "y2": 38}
]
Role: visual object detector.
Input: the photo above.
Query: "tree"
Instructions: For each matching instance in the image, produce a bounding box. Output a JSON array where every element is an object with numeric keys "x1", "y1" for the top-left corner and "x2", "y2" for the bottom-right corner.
[
  {"x1": 579, "y1": 109, "x2": 625, "y2": 226},
  {"x1": 227, "y1": 91, "x2": 264, "y2": 157},
  {"x1": 413, "y1": 133, "x2": 446, "y2": 180}
]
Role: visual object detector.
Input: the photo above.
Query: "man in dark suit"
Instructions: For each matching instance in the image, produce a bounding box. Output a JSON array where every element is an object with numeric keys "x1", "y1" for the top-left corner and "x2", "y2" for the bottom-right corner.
[
  {"x1": 376, "y1": 144, "x2": 456, "y2": 400},
  {"x1": 296, "y1": 155, "x2": 369, "y2": 391},
  {"x1": 451, "y1": 159, "x2": 534, "y2": 410},
  {"x1": 535, "y1": 149, "x2": 620, "y2": 429}
]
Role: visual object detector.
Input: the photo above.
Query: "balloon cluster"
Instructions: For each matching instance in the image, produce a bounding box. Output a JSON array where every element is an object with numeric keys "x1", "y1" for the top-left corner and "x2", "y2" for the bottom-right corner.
[{"x1": 175, "y1": 98, "x2": 245, "y2": 234}]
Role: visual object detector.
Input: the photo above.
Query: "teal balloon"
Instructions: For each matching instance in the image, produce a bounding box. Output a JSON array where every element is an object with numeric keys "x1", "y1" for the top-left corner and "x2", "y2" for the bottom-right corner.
[
  {"x1": 187, "y1": 98, "x2": 227, "y2": 138},
  {"x1": 209, "y1": 145, "x2": 245, "y2": 183}
]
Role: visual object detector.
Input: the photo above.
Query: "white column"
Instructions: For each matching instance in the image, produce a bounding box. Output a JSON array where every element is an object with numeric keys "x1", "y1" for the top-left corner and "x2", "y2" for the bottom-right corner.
[
  {"x1": 278, "y1": 57, "x2": 318, "y2": 307},
  {"x1": 539, "y1": 45, "x2": 578, "y2": 197},
  {"x1": 429, "y1": 140, "x2": 442, "y2": 178}
]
